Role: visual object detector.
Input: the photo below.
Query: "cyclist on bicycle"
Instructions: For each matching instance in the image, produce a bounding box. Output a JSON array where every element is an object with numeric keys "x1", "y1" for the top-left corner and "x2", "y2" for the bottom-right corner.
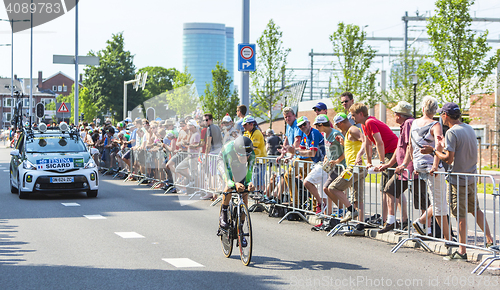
[{"x1": 219, "y1": 136, "x2": 256, "y2": 233}]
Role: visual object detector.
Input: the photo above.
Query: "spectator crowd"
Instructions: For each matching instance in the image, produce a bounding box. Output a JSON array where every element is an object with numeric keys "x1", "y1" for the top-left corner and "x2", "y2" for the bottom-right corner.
[{"x1": 79, "y1": 91, "x2": 493, "y2": 261}]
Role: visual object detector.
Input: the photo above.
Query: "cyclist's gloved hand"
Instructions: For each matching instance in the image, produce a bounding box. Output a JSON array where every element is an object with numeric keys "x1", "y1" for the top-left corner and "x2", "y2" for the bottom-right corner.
[
  {"x1": 235, "y1": 182, "x2": 245, "y2": 193},
  {"x1": 248, "y1": 183, "x2": 255, "y2": 192}
]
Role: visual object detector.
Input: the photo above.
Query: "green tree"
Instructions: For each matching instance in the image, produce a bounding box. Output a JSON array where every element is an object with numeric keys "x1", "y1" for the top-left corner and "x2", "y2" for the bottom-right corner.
[
  {"x1": 200, "y1": 62, "x2": 239, "y2": 122},
  {"x1": 83, "y1": 32, "x2": 141, "y2": 120},
  {"x1": 138, "y1": 66, "x2": 178, "y2": 100},
  {"x1": 329, "y1": 22, "x2": 377, "y2": 110},
  {"x1": 250, "y1": 19, "x2": 291, "y2": 129},
  {"x1": 386, "y1": 48, "x2": 442, "y2": 109},
  {"x1": 55, "y1": 85, "x2": 98, "y2": 124},
  {"x1": 164, "y1": 68, "x2": 198, "y2": 118},
  {"x1": 427, "y1": 0, "x2": 500, "y2": 111}
]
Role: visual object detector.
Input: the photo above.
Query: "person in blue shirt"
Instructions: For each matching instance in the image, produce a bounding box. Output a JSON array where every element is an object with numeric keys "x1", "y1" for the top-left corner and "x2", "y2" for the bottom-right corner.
[{"x1": 296, "y1": 116, "x2": 325, "y2": 163}]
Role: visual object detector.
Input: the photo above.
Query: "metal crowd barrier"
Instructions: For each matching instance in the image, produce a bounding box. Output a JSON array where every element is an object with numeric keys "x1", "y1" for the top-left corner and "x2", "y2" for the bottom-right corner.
[{"x1": 99, "y1": 146, "x2": 500, "y2": 274}]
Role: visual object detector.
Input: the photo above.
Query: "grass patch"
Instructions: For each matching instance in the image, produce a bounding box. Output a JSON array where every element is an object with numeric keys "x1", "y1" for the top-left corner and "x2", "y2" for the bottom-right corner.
[{"x1": 481, "y1": 165, "x2": 500, "y2": 172}]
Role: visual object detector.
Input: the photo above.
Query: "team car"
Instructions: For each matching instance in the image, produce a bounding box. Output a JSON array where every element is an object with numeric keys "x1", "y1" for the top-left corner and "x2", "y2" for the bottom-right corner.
[{"x1": 10, "y1": 122, "x2": 99, "y2": 199}]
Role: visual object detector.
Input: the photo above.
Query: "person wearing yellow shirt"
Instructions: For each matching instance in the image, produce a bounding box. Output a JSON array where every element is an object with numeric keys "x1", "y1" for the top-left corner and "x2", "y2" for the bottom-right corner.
[
  {"x1": 242, "y1": 115, "x2": 267, "y2": 191},
  {"x1": 330, "y1": 113, "x2": 367, "y2": 235}
]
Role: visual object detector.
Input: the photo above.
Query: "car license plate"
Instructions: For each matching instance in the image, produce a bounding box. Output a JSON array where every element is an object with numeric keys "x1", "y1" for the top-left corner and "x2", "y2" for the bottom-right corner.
[{"x1": 50, "y1": 177, "x2": 74, "y2": 183}]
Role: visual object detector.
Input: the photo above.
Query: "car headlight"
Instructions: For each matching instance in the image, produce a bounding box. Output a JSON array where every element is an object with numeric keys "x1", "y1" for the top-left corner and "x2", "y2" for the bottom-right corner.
[
  {"x1": 84, "y1": 158, "x2": 97, "y2": 169},
  {"x1": 23, "y1": 160, "x2": 37, "y2": 170}
]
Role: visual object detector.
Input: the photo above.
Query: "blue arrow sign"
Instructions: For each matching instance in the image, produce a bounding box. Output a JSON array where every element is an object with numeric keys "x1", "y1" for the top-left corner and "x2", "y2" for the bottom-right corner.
[{"x1": 238, "y1": 43, "x2": 256, "y2": 72}]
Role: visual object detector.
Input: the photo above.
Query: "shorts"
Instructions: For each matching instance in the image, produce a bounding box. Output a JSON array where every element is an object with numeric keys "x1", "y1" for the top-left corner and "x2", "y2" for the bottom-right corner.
[
  {"x1": 418, "y1": 168, "x2": 448, "y2": 216},
  {"x1": 383, "y1": 175, "x2": 408, "y2": 198},
  {"x1": 324, "y1": 169, "x2": 339, "y2": 189},
  {"x1": 329, "y1": 167, "x2": 366, "y2": 204},
  {"x1": 175, "y1": 156, "x2": 198, "y2": 176},
  {"x1": 449, "y1": 183, "x2": 480, "y2": 218},
  {"x1": 123, "y1": 150, "x2": 131, "y2": 160},
  {"x1": 412, "y1": 178, "x2": 429, "y2": 210},
  {"x1": 379, "y1": 153, "x2": 396, "y2": 192},
  {"x1": 303, "y1": 164, "x2": 329, "y2": 186}
]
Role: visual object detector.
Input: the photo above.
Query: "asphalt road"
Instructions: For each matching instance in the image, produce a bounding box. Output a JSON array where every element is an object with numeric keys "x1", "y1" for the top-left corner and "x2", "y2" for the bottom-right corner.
[{"x1": 0, "y1": 147, "x2": 499, "y2": 290}]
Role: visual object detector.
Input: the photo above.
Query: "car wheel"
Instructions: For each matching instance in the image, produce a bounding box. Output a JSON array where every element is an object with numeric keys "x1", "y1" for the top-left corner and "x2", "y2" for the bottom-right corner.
[
  {"x1": 18, "y1": 174, "x2": 29, "y2": 199},
  {"x1": 87, "y1": 190, "x2": 98, "y2": 198},
  {"x1": 10, "y1": 170, "x2": 17, "y2": 194}
]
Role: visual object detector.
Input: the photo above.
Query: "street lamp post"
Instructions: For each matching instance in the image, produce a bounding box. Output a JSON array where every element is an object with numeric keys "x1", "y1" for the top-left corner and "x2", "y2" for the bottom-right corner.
[
  {"x1": 1, "y1": 18, "x2": 30, "y2": 129},
  {"x1": 411, "y1": 74, "x2": 418, "y2": 117}
]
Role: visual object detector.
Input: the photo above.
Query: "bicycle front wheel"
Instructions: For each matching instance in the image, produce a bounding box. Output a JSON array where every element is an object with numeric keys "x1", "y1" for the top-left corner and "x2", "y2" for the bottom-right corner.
[
  {"x1": 237, "y1": 203, "x2": 253, "y2": 266},
  {"x1": 220, "y1": 203, "x2": 233, "y2": 258}
]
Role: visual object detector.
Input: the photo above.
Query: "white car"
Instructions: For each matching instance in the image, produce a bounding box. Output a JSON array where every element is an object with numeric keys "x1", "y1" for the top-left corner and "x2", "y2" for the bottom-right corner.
[{"x1": 10, "y1": 123, "x2": 99, "y2": 199}]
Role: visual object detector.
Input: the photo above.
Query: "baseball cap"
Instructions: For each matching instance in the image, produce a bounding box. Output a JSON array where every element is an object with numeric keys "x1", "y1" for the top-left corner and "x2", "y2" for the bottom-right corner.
[
  {"x1": 312, "y1": 102, "x2": 327, "y2": 111},
  {"x1": 242, "y1": 115, "x2": 255, "y2": 125},
  {"x1": 333, "y1": 113, "x2": 348, "y2": 124},
  {"x1": 296, "y1": 116, "x2": 309, "y2": 127},
  {"x1": 124, "y1": 118, "x2": 132, "y2": 122},
  {"x1": 266, "y1": 129, "x2": 274, "y2": 135},
  {"x1": 391, "y1": 101, "x2": 413, "y2": 116},
  {"x1": 437, "y1": 102, "x2": 461, "y2": 115},
  {"x1": 222, "y1": 114, "x2": 232, "y2": 123},
  {"x1": 165, "y1": 119, "x2": 175, "y2": 126},
  {"x1": 166, "y1": 131, "x2": 174, "y2": 138},
  {"x1": 313, "y1": 114, "x2": 329, "y2": 125},
  {"x1": 187, "y1": 120, "x2": 198, "y2": 127}
]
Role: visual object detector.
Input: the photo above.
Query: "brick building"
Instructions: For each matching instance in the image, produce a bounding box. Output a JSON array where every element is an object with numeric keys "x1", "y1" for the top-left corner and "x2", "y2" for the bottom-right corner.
[{"x1": 0, "y1": 75, "x2": 56, "y2": 129}]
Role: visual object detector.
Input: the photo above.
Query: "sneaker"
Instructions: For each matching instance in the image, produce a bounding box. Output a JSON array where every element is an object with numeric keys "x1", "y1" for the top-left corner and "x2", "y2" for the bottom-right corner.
[
  {"x1": 412, "y1": 220, "x2": 426, "y2": 235},
  {"x1": 219, "y1": 210, "x2": 229, "y2": 229},
  {"x1": 331, "y1": 208, "x2": 345, "y2": 218},
  {"x1": 340, "y1": 210, "x2": 358, "y2": 223},
  {"x1": 315, "y1": 202, "x2": 325, "y2": 214},
  {"x1": 443, "y1": 251, "x2": 467, "y2": 261},
  {"x1": 344, "y1": 229, "x2": 365, "y2": 236},
  {"x1": 378, "y1": 222, "x2": 395, "y2": 234}
]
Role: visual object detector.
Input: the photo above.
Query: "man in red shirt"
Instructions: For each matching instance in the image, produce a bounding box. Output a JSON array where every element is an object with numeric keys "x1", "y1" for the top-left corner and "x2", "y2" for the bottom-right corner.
[{"x1": 349, "y1": 103, "x2": 399, "y2": 227}]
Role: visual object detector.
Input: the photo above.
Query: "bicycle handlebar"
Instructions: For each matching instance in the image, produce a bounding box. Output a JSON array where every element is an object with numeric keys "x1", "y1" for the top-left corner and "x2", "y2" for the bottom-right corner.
[{"x1": 219, "y1": 190, "x2": 263, "y2": 195}]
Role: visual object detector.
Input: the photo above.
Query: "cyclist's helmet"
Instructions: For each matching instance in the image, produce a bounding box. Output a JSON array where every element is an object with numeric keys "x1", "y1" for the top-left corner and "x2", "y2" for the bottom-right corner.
[{"x1": 234, "y1": 136, "x2": 253, "y2": 157}]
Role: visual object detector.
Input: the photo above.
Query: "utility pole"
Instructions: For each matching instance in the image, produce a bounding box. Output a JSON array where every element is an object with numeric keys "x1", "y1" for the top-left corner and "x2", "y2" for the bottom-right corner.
[{"x1": 241, "y1": 0, "x2": 250, "y2": 107}]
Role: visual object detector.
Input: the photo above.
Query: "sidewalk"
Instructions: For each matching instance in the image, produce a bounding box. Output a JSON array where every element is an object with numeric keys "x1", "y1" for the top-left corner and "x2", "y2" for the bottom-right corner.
[{"x1": 305, "y1": 214, "x2": 500, "y2": 270}]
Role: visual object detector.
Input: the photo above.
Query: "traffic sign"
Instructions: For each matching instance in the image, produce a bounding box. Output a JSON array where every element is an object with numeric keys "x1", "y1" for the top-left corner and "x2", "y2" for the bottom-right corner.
[
  {"x1": 238, "y1": 43, "x2": 256, "y2": 72},
  {"x1": 56, "y1": 102, "x2": 71, "y2": 119},
  {"x1": 57, "y1": 102, "x2": 70, "y2": 113}
]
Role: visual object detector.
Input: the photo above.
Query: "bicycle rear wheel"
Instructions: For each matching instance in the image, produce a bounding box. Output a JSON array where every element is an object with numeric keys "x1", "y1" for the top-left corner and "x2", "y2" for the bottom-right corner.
[
  {"x1": 237, "y1": 203, "x2": 253, "y2": 266},
  {"x1": 220, "y1": 202, "x2": 233, "y2": 258}
]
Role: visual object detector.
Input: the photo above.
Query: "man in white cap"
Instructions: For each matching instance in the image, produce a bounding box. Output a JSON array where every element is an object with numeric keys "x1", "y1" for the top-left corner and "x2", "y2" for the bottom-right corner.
[
  {"x1": 175, "y1": 119, "x2": 201, "y2": 189},
  {"x1": 221, "y1": 114, "x2": 240, "y2": 144}
]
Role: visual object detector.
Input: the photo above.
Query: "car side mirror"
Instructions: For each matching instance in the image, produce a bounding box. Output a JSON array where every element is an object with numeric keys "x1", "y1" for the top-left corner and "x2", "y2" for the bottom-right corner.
[{"x1": 10, "y1": 149, "x2": 20, "y2": 157}]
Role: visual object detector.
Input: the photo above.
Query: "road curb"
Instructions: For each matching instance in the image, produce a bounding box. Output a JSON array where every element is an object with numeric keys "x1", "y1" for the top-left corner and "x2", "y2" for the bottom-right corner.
[{"x1": 303, "y1": 212, "x2": 499, "y2": 269}]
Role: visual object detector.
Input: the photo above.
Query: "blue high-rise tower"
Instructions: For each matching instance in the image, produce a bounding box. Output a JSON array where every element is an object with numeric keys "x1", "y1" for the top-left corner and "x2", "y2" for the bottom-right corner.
[{"x1": 183, "y1": 23, "x2": 234, "y2": 96}]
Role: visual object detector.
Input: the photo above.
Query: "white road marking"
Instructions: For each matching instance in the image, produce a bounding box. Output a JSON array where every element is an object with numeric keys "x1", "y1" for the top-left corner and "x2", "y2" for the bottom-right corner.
[
  {"x1": 84, "y1": 214, "x2": 106, "y2": 219},
  {"x1": 162, "y1": 258, "x2": 204, "y2": 268},
  {"x1": 3, "y1": 170, "x2": 9, "y2": 172},
  {"x1": 61, "y1": 203, "x2": 80, "y2": 207},
  {"x1": 115, "y1": 232, "x2": 144, "y2": 238}
]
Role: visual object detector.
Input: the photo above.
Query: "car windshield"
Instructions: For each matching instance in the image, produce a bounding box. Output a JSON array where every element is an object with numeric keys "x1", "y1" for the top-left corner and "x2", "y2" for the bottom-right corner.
[{"x1": 26, "y1": 135, "x2": 87, "y2": 153}]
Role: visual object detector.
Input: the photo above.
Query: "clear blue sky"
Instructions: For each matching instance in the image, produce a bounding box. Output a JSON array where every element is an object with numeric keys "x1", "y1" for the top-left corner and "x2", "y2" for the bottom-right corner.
[{"x1": 1, "y1": 0, "x2": 499, "y2": 89}]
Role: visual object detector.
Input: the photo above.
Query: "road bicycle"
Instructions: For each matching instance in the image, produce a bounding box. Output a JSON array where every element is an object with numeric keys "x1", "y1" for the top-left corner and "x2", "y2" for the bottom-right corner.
[{"x1": 217, "y1": 189, "x2": 262, "y2": 266}]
